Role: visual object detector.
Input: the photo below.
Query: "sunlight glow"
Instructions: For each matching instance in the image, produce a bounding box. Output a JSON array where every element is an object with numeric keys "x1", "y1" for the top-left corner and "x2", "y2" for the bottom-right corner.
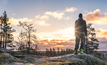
[
  {"x1": 37, "y1": 27, "x2": 75, "y2": 41},
  {"x1": 55, "y1": 45, "x2": 64, "y2": 47},
  {"x1": 44, "y1": 43, "x2": 48, "y2": 45}
]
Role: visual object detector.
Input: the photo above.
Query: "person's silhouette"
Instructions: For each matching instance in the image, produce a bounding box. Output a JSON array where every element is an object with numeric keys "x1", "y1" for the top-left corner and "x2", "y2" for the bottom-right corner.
[{"x1": 74, "y1": 13, "x2": 87, "y2": 54}]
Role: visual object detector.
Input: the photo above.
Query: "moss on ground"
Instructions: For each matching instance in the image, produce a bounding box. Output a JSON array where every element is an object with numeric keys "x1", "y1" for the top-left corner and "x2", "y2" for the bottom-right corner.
[
  {"x1": 0, "y1": 53, "x2": 5, "y2": 64},
  {"x1": 26, "y1": 58, "x2": 35, "y2": 63}
]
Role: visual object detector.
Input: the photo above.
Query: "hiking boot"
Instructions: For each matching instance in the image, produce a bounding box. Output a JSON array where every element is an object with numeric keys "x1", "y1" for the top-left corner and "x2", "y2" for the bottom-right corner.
[
  {"x1": 74, "y1": 49, "x2": 78, "y2": 54},
  {"x1": 80, "y1": 49, "x2": 83, "y2": 54}
]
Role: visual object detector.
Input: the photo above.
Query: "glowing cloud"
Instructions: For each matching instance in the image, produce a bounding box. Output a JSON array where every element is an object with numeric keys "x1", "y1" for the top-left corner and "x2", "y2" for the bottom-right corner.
[
  {"x1": 84, "y1": 9, "x2": 107, "y2": 24},
  {"x1": 35, "y1": 15, "x2": 49, "y2": 20},
  {"x1": 35, "y1": 20, "x2": 50, "y2": 26},
  {"x1": 97, "y1": 29, "x2": 107, "y2": 35},
  {"x1": 9, "y1": 17, "x2": 33, "y2": 25},
  {"x1": 95, "y1": 28, "x2": 107, "y2": 41},
  {"x1": 65, "y1": 7, "x2": 77, "y2": 12},
  {"x1": 35, "y1": 15, "x2": 50, "y2": 26},
  {"x1": 45, "y1": 11, "x2": 64, "y2": 20},
  {"x1": 37, "y1": 27, "x2": 75, "y2": 40}
]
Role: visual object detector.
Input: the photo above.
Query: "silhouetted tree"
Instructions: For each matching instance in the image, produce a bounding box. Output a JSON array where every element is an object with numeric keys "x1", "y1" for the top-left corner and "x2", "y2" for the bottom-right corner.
[
  {"x1": 33, "y1": 44, "x2": 39, "y2": 55},
  {"x1": 0, "y1": 16, "x2": 3, "y2": 48},
  {"x1": 53, "y1": 48, "x2": 56, "y2": 56},
  {"x1": 57, "y1": 47, "x2": 60, "y2": 55},
  {"x1": 63, "y1": 49, "x2": 66, "y2": 54},
  {"x1": 69, "y1": 49, "x2": 74, "y2": 54},
  {"x1": 85, "y1": 23, "x2": 99, "y2": 54},
  {"x1": 34, "y1": 44, "x2": 39, "y2": 51},
  {"x1": 18, "y1": 22, "x2": 37, "y2": 54},
  {"x1": 46, "y1": 48, "x2": 49, "y2": 56},
  {"x1": 66, "y1": 48, "x2": 69, "y2": 54},
  {"x1": 61, "y1": 49, "x2": 64, "y2": 55},
  {"x1": 18, "y1": 30, "x2": 28, "y2": 51},
  {"x1": 0, "y1": 11, "x2": 15, "y2": 49},
  {"x1": 45, "y1": 48, "x2": 74, "y2": 56},
  {"x1": 50, "y1": 48, "x2": 53, "y2": 56}
]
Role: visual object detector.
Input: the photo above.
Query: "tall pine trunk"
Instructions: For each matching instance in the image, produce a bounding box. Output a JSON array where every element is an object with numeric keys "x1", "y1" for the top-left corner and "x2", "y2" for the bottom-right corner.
[
  {"x1": 28, "y1": 31, "x2": 30, "y2": 54},
  {"x1": 0, "y1": 24, "x2": 2, "y2": 48},
  {"x1": 3, "y1": 35, "x2": 4, "y2": 48},
  {"x1": 5, "y1": 36, "x2": 7, "y2": 49}
]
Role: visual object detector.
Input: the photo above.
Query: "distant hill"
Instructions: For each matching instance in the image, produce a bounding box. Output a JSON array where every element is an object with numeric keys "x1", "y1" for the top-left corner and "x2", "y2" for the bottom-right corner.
[
  {"x1": 97, "y1": 51, "x2": 107, "y2": 62},
  {"x1": 97, "y1": 51, "x2": 107, "y2": 54}
]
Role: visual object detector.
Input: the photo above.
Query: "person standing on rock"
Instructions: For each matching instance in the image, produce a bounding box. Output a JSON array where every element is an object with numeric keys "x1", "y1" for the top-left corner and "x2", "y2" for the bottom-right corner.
[{"x1": 74, "y1": 13, "x2": 87, "y2": 54}]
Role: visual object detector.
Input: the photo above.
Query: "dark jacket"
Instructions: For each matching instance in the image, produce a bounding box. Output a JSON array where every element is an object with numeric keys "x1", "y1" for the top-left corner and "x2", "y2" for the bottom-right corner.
[{"x1": 75, "y1": 18, "x2": 87, "y2": 36}]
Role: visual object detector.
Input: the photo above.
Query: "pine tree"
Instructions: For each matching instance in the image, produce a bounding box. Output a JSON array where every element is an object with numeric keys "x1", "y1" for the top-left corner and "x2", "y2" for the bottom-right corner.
[
  {"x1": 50, "y1": 48, "x2": 52, "y2": 56},
  {"x1": 18, "y1": 30, "x2": 26, "y2": 51},
  {"x1": 85, "y1": 23, "x2": 99, "y2": 54},
  {"x1": 57, "y1": 47, "x2": 60, "y2": 55},
  {"x1": 63, "y1": 49, "x2": 66, "y2": 55},
  {"x1": 0, "y1": 11, "x2": 15, "y2": 49},
  {"x1": 66, "y1": 48, "x2": 69, "y2": 54},
  {"x1": 53, "y1": 48, "x2": 56, "y2": 56},
  {"x1": 0, "y1": 16, "x2": 3, "y2": 48},
  {"x1": 18, "y1": 21, "x2": 37, "y2": 54},
  {"x1": 61, "y1": 49, "x2": 64, "y2": 55},
  {"x1": 46, "y1": 48, "x2": 49, "y2": 56}
]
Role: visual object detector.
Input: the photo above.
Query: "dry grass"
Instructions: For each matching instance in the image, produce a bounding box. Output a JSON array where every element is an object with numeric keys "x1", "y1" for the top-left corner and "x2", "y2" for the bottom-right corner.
[{"x1": 43, "y1": 58, "x2": 64, "y2": 62}]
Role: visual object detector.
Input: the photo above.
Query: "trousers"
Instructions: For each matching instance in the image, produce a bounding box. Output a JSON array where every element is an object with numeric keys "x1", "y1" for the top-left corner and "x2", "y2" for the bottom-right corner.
[{"x1": 75, "y1": 32, "x2": 85, "y2": 50}]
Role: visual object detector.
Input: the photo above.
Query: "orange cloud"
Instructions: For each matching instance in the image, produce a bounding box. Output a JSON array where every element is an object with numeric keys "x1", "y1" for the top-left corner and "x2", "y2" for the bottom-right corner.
[
  {"x1": 97, "y1": 29, "x2": 107, "y2": 35},
  {"x1": 84, "y1": 9, "x2": 107, "y2": 24},
  {"x1": 38, "y1": 39, "x2": 75, "y2": 51},
  {"x1": 96, "y1": 29, "x2": 107, "y2": 41}
]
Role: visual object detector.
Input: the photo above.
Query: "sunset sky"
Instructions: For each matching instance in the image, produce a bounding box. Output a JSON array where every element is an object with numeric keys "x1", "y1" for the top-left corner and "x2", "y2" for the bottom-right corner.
[{"x1": 1, "y1": 0, "x2": 107, "y2": 51}]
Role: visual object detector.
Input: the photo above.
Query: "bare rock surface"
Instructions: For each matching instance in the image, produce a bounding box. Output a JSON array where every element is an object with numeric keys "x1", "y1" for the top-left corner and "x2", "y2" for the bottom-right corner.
[{"x1": 0, "y1": 48, "x2": 106, "y2": 65}]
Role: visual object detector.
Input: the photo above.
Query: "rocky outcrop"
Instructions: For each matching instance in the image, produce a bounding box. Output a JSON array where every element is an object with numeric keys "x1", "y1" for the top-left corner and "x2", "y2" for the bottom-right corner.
[
  {"x1": 103, "y1": 53, "x2": 107, "y2": 62},
  {"x1": 45, "y1": 53, "x2": 107, "y2": 65},
  {"x1": 0, "y1": 48, "x2": 106, "y2": 65}
]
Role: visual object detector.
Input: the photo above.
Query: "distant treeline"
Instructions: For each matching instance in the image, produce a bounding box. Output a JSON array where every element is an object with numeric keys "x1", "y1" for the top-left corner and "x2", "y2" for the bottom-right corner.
[
  {"x1": 45, "y1": 48, "x2": 74, "y2": 56},
  {"x1": 24, "y1": 48, "x2": 75, "y2": 57}
]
